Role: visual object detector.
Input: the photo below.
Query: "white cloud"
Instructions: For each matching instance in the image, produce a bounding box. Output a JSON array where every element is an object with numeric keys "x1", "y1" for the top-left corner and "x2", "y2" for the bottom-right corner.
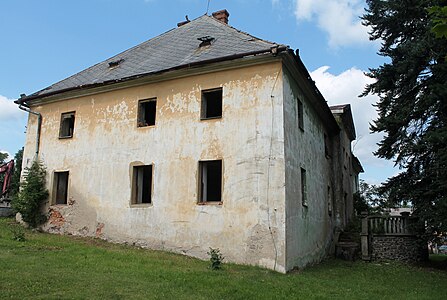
[
  {"x1": 0, "y1": 95, "x2": 25, "y2": 121},
  {"x1": 310, "y1": 66, "x2": 394, "y2": 173},
  {"x1": 0, "y1": 95, "x2": 27, "y2": 158},
  {"x1": 294, "y1": 0, "x2": 369, "y2": 47},
  {"x1": 0, "y1": 150, "x2": 13, "y2": 162}
]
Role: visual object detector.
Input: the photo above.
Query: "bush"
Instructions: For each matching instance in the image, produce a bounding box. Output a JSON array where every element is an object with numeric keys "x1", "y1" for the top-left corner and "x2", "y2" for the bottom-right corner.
[
  {"x1": 10, "y1": 224, "x2": 26, "y2": 242},
  {"x1": 12, "y1": 160, "x2": 49, "y2": 228},
  {"x1": 207, "y1": 247, "x2": 224, "y2": 270}
]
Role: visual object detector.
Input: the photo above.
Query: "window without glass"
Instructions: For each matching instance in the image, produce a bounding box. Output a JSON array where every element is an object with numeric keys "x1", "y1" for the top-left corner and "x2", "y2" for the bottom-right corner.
[
  {"x1": 54, "y1": 171, "x2": 69, "y2": 205},
  {"x1": 301, "y1": 167, "x2": 307, "y2": 207},
  {"x1": 297, "y1": 99, "x2": 304, "y2": 130},
  {"x1": 201, "y1": 88, "x2": 222, "y2": 119},
  {"x1": 132, "y1": 165, "x2": 153, "y2": 205},
  {"x1": 328, "y1": 185, "x2": 332, "y2": 215},
  {"x1": 59, "y1": 112, "x2": 75, "y2": 138},
  {"x1": 198, "y1": 160, "x2": 222, "y2": 203},
  {"x1": 138, "y1": 98, "x2": 157, "y2": 127},
  {"x1": 324, "y1": 133, "x2": 330, "y2": 158}
]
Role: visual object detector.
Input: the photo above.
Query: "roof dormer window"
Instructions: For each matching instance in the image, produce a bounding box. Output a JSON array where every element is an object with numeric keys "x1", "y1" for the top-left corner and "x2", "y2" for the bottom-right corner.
[
  {"x1": 108, "y1": 58, "x2": 124, "y2": 69},
  {"x1": 197, "y1": 36, "x2": 215, "y2": 47}
]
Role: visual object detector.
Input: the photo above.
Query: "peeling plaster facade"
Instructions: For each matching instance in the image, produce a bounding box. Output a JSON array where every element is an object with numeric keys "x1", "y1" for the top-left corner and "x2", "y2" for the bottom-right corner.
[{"x1": 19, "y1": 16, "x2": 361, "y2": 272}]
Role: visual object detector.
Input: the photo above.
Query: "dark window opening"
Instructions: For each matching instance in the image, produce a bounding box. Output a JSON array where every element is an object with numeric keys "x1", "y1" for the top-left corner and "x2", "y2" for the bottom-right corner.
[
  {"x1": 138, "y1": 99, "x2": 157, "y2": 127},
  {"x1": 328, "y1": 185, "x2": 332, "y2": 215},
  {"x1": 132, "y1": 165, "x2": 153, "y2": 204},
  {"x1": 199, "y1": 160, "x2": 222, "y2": 202},
  {"x1": 301, "y1": 168, "x2": 307, "y2": 207},
  {"x1": 197, "y1": 36, "x2": 215, "y2": 47},
  {"x1": 108, "y1": 58, "x2": 124, "y2": 68},
  {"x1": 54, "y1": 171, "x2": 69, "y2": 205},
  {"x1": 324, "y1": 133, "x2": 330, "y2": 158},
  {"x1": 297, "y1": 99, "x2": 304, "y2": 130},
  {"x1": 343, "y1": 147, "x2": 348, "y2": 170},
  {"x1": 59, "y1": 112, "x2": 75, "y2": 138},
  {"x1": 201, "y1": 88, "x2": 222, "y2": 119}
]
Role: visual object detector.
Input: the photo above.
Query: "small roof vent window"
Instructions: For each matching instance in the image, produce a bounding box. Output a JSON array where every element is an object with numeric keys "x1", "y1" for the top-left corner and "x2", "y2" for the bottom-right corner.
[
  {"x1": 108, "y1": 58, "x2": 124, "y2": 69},
  {"x1": 197, "y1": 36, "x2": 215, "y2": 47}
]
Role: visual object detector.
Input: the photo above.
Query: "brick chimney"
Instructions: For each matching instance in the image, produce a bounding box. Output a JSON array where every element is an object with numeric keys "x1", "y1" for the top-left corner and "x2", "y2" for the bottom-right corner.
[{"x1": 212, "y1": 9, "x2": 229, "y2": 24}]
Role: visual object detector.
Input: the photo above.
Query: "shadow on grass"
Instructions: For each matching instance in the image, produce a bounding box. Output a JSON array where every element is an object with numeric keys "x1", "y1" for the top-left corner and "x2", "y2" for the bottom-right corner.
[{"x1": 423, "y1": 254, "x2": 447, "y2": 271}]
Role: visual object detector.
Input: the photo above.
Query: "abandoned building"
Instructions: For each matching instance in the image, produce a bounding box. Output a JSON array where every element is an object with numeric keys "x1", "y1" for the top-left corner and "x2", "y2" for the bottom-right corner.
[{"x1": 16, "y1": 10, "x2": 363, "y2": 273}]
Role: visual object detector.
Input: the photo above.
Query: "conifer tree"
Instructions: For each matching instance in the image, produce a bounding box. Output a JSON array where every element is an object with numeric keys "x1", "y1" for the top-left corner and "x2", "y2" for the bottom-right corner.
[
  {"x1": 362, "y1": 0, "x2": 447, "y2": 237},
  {"x1": 12, "y1": 160, "x2": 49, "y2": 228}
]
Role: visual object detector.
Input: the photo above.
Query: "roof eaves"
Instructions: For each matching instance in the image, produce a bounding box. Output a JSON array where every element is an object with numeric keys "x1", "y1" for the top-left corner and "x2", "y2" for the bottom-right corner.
[
  {"x1": 282, "y1": 50, "x2": 340, "y2": 136},
  {"x1": 330, "y1": 104, "x2": 356, "y2": 141}
]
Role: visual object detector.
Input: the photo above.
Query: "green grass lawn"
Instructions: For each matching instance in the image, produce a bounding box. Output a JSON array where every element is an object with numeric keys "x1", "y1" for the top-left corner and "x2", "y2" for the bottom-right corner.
[{"x1": 0, "y1": 218, "x2": 446, "y2": 299}]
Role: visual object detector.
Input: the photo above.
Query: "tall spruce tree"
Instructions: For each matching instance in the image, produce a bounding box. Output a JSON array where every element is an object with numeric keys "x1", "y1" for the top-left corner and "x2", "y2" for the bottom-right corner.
[{"x1": 362, "y1": 0, "x2": 447, "y2": 238}]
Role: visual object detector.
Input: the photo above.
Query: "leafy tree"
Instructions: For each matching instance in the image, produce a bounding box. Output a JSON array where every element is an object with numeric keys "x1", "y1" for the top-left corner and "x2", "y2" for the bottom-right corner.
[
  {"x1": 429, "y1": 5, "x2": 447, "y2": 38},
  {"x1": 0, "y1": 152, "x2": 9, "y2": 193},
  {"x1": 12, "y1": 160, "x2": 49, "y2": 228},
  {"x1": 354, "y1": 180, "x2": 390, "y2": 215},
  {"x1": 10, "y1": 148, "x2": 23, "y2": 198},
  {"x1": 0, "y1": 152, "x2": 8, "y2": 164},
  {"x1": 362, "y1": 0, "x2": 447, "y2": 238}
]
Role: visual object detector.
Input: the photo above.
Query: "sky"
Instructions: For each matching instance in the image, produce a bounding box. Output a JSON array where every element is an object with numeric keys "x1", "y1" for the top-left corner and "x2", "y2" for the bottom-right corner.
[{"x1": 0, "y1": 0, "x2": 397, "y2": 185}]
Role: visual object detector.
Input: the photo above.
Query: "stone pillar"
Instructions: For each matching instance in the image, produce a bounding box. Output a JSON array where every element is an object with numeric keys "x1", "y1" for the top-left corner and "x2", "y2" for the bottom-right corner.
[{"x1": 361, "y1": 211, "x2": 370, "y2": 260}]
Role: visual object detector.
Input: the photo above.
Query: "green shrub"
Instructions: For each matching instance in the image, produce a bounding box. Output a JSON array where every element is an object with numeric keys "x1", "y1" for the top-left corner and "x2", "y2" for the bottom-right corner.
[
  {"x1": 12, "y1": 160, "x2": 49, "y2": 228},
  {"x1": 10, "y1": 224, "x2": 26, "y2": 242},
  {"x1": 207, "y1": 247, "x2": 224, "y2": 270}
]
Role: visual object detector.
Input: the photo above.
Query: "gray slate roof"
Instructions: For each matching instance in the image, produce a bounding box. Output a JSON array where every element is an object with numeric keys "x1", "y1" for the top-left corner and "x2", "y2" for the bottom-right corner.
[{"x1": 27, "y1": 15, "x2": 281, "y2": 99}]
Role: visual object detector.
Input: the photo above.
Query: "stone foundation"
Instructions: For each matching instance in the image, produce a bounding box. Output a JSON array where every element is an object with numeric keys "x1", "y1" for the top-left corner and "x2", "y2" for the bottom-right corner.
[{"x1": 371, "y1": 235, "x2": 425, "y2": 262}]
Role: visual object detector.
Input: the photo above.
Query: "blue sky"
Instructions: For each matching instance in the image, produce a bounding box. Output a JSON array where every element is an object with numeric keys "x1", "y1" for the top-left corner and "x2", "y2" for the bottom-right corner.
[{"x1": 0, "y1": 0, "x2": 396, "y2": 184}]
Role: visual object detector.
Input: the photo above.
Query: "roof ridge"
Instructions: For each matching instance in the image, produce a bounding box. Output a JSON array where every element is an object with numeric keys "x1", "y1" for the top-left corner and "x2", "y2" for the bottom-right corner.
[
  {"x1": 23, "y1": 13, "x2": 285, "y2": 100},
  {"x1": 201, "y1": 14, "x2": 283, "y2": 47}
]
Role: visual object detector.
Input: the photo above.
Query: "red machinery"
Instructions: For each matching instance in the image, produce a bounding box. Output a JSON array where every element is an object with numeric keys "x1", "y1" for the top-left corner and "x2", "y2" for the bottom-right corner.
[{"x1": 0, "y1": 160, "x2": 14, "y2": 197}]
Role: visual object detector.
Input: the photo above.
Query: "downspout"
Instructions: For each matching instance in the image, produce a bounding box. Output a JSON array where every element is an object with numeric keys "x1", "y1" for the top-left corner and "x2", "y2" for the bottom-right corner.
[{"x1": 18, "y1": 104, "x2": 42, "y2": 159}]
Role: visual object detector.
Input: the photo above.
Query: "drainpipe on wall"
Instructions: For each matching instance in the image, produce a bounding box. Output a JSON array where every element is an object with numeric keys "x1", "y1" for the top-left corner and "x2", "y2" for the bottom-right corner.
[{"x1": 18, "y1": 103, "x2": 42, "y2": 159}]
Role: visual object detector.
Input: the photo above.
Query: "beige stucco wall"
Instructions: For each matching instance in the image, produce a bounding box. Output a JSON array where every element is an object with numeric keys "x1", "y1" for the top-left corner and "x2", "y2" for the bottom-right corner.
[
  {"x1": 282, "y1": 69, "x2": 335, "y2": 270},
  {"x1": 22, "y1": 61, "x2": 288, "y2": 272}
]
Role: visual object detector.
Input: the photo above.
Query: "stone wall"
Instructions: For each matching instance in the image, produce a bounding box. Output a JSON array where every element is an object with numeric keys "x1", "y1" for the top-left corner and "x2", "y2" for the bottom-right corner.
[{"x1": 371, "y1": 235, "x2": 425, "y2": 262}]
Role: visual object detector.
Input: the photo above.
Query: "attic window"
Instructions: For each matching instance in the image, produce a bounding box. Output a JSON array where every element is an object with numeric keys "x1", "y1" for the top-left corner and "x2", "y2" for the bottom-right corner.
[
  {"x1": 197, "y1": 36, "x2": 215, "y2": 47},
  {"x1": 108, "y1": 59, "x2": 124, "y2": 68}
]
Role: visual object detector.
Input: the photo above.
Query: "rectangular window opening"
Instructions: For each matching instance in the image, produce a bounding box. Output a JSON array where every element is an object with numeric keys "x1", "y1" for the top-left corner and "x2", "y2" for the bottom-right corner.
[
  {"x1": 297, "y1": 99, "x2": 304, "y2": 130},
  {"x1": 324, "y1": 133, "x2": 330, "y2": 158},
  {"x1": 199, "y1": 160, "x2": 222, "y2": 202},
  {"x1": 132, "y1": 165, "x2": 153, "y2": 204},
  {"x1": 54, "y1": 171, "x2": 69, "y2": 205},
  {"x1": 201, "y1": 88, "x2": 222, "y2": 119},
  {"x1": 301, "y1": 168, "x2": 307, "y2": 207},
  {"x1": 59, "y1": 112, "x2": 75, "y2": 138},
  {"x1": 328, "y1": 185, "x2": 332, "y2": 215},
  {"x1": 138, "y1": 99, "x2": 157, "y2": 127}
]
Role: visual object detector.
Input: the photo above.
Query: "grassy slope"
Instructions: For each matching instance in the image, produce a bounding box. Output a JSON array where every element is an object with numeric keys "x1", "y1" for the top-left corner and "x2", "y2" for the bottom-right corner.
[{"x1": 0, "y1": 218, "x2": 446, "y2": 299}]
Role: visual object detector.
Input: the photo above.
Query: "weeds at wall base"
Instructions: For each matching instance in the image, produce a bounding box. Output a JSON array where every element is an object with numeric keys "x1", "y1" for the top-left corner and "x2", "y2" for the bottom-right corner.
[{"x1": 207, "y1": 247, "x2": 224, "y2": 270}]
